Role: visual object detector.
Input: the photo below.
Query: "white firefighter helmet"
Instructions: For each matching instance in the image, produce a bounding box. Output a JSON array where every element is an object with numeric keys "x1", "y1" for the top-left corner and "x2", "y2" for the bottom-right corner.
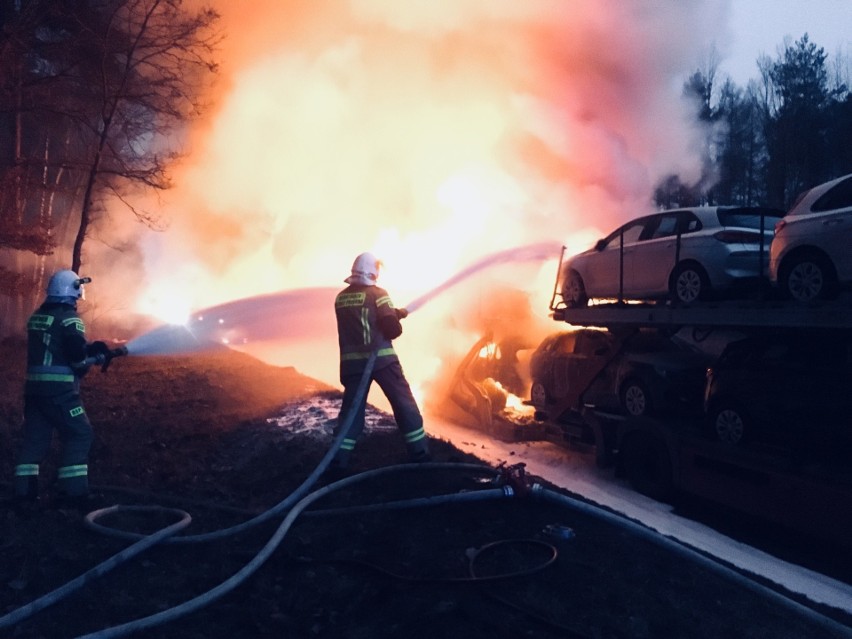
[
  {"x1": 345, "y1": 252, "x2": 382, "y2": 286},
  {"x1": 46, "y1": 269, "x2": 90, "y2": 300}
]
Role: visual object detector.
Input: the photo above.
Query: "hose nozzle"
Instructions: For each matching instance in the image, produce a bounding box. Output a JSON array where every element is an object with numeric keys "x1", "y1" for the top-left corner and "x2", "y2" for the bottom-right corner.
[{"x1": 93, "y1": 345, "x2": 129, "y2": 372}]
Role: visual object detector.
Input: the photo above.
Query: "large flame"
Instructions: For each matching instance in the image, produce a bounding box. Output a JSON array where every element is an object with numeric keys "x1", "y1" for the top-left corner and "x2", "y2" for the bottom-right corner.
[{"x1": 87, "y1": 1, "x2": 729, "y2": 408}]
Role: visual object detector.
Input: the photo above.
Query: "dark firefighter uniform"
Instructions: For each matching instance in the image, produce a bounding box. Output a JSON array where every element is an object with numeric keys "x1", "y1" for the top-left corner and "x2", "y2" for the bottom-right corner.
[
  {"x1": 332, "y1": 283, "x2": 430, "y2": 468},
  {"x1": 14, "y1": 301, "x2": 101, "y2": 501}
]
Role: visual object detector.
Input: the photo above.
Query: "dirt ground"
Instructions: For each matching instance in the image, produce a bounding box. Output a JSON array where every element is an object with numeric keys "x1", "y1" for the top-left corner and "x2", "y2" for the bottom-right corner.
[{"x1": 1, "y1": 336, "x2": 851, "y2": 639}]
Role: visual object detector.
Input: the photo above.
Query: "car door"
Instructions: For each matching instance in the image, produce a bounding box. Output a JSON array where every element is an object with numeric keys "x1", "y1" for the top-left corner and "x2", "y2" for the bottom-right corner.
[
  {"x1": 581, "y1": 218, "x2": 646, "y2": 298},
  {"x1": 543, "y1": 332, "x2": 576, "y2": 400},
  {"x1": 550, "y1": 330, "x2": 613, "y2": 407},
  {"x1": 630, "y1": 211, "x2": 694, "y2": 296},
  {"x1": 566, "y1": 330, "x2": 614, "y2": 402},
  {"x1": 808, "y1": 177, "x2": 852, "y2": 282}
]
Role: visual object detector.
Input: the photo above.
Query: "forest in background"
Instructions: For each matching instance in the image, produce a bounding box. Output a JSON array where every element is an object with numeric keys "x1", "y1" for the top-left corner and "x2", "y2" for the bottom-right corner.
[
  {"x1": 658, "y1": 34, "x2": 852, "y2": 211},
  {"x1": 0, "y1": 0, "x2": 220, "y2": 334}
]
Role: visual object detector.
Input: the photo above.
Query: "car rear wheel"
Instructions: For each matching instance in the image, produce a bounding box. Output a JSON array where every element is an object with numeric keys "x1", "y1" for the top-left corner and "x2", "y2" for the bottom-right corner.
[
  {"x1": 669, "y1": 263, "x2": 708, "y2": 305},
  {"x1": 781, "y1": 253, "x2": 837, "y2": 303},
  {"x1": 562, "y1": 270, "x2": 589, "y2": 308},
  {"x1": 709, "y1": 402, "x2": 749, "y2": 445},
  {"x1": 620, "y1": 379, "x2": 651, "y2": 417}
]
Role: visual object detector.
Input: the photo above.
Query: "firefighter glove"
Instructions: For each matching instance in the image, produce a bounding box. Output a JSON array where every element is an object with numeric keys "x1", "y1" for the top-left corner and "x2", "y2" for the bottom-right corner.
[
  {"x1": 87, "y1": 341, "x2": 111, "y2": 357},
  {"x1": 395, "y1": 307, "x2": 409, "y2": 320}
]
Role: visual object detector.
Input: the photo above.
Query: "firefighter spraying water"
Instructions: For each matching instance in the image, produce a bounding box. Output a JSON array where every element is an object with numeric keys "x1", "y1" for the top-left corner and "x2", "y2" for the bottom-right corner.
[
  {"x1": 121, "y1": 242, "x2": 562, "y2": 358},
  {"x1": 324, "y1": 243, "x2": 561, "y2": 475},
  {"x1": 327, "y1": 252, "x2": 430, "y2": 476},
  {"x1": 100, "y1": 242, "x2": 561, "y2": 478},
  {"x1": 10, "y1": 270, "x2": 128, "y2": 512}
]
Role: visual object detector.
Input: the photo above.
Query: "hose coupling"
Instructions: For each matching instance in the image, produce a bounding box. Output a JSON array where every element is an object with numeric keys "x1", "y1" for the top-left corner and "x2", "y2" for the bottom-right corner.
[{"x1": 495, "y1": 462, "x2": 534, "y2": 497}]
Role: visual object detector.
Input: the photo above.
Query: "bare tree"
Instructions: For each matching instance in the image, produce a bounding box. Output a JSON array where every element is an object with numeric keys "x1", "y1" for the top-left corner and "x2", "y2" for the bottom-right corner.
[
  {"x1": 0, "y1": 0, "x2": 220, "y2": 334},
  {"x1": 58, "y1": 0, "x2": 222, "y2": 271},
  {"x1": 828, "y1": 44, "x2": 851, "y2": 95}
]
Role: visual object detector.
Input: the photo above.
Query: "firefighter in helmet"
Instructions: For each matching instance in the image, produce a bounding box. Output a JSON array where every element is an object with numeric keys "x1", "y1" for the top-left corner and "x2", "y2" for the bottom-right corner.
[
  {"x1": 12, "y1": 269, "x2": 120, "y2": 510},
  {"x1": 330, "y1": 252, "x2": 430, "y2": 473}
]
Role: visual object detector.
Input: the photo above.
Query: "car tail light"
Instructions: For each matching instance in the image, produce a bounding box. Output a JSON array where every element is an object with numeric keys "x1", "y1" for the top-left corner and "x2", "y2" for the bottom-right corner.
[{"x1": 712, "y1": 230, "x2": 765, "y2": 243}]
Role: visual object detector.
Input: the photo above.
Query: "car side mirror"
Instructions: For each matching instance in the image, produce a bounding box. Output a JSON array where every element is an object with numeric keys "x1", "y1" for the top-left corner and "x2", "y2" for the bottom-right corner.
[{"x1": 594, "y1": 239, "x2": 606, "y2": 251}]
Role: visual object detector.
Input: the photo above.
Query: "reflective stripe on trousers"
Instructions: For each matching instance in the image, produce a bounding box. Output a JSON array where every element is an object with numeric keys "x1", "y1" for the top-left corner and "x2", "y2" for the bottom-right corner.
[
  {"x1": 58, "y1": 464, "x2": 88, "y2": 480},
  {"x1": 334, "y1": 360, "x2": 428, "y2": 462},
  {"x1": 340, "y1": 347, "x2": 396, "y2": 362},
  {"x1": 15, "y1": 463, "x2": 39, "y2": 478},
  {"x1": 403, "y1": 427, "x2": 427, "y2": 444},
  {"x1": 15, "y1": 394, "x2": 93, "y2": 497}
]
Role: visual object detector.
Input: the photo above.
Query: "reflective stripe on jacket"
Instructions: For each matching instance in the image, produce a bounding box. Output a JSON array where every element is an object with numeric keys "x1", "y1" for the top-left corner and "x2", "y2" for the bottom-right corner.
[
  {"x1": 335, "y1": 285, "x2": 399, "y2": 377},
  {"x1": 25, "y1": 303, "x2": 87, "y2": 396}
]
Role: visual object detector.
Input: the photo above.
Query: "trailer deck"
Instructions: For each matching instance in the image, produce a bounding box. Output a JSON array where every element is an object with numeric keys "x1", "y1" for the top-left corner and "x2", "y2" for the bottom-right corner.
[{"x1": 552, "y1": 297, "x2": 852, "y2": 331}]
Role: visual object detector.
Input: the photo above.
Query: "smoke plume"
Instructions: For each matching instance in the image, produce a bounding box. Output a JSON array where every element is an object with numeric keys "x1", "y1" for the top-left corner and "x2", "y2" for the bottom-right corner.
[{"x1": 87, "y1": 0, "x2": 731, "y2": 406}]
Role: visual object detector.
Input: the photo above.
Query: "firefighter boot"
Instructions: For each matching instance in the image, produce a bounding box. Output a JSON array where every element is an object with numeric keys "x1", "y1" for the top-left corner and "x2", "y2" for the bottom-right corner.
[
  {"x1": 325, "y1": 448, "x2": 352, "y2": 481},
  {"x1": 13, "y1": 471, "x2": 39, "y2": 501},
  {"x1": 408, "y1": 449, "x2": 432, "y2": 464},
  {"x1": 407, "y1": 440, "x2": 432, "y2": 464},
  {"x1": 8, "y1": 474, "x2": 40, "y2": 516}
]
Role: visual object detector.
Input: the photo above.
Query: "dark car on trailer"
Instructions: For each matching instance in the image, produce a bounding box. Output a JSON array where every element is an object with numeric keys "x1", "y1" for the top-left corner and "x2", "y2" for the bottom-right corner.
[
  {"x1": 704, "y1": 331, "x2": 852, "y2": 462},
  {"x1": 529, "y1": 328, "x2": 711, "y2": 422}
]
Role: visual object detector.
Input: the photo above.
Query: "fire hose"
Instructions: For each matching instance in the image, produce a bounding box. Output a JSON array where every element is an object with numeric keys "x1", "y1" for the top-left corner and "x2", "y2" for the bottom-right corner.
[
  {"x1": 2, "y1": 338, "x2": 554, "y2": 637},
  {"x1": 0, "y1": 350, "x2": 377, "y2": 630},
  {"x1": 1, "y1": 350, "x2": 500, "y2": 636},
  {"x1": 18, "y1": 458, "x2": 852, "y2": 639},
  {"x1": 530, "y1": 484, "x2": 852, "y2": 639},
  {"x1": 88, "y1": 349, "x2": 384, "y2": 544}
]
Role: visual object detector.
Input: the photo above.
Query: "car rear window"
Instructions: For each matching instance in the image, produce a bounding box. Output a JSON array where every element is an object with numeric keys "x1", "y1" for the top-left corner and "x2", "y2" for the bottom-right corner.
[
  {"x1": 811, "y1": 175, "x2": 852, "y2": 212},
  {"x1": 547, "y1": 332, "x2": 576, "y2": 354},
  {"x1": 716, "y1": 207, "x2": 784, "y2": 229}
]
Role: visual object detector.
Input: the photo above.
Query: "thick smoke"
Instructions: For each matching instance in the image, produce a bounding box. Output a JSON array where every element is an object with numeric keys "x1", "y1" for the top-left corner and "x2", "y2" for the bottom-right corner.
[{"x1": 89, "y1": 1, "x2": 731, "y2": 403}]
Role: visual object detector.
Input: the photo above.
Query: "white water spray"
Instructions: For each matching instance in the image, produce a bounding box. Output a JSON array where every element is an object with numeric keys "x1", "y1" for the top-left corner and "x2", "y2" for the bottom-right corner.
[
  {"x1": 124, "y1": 324, "x2": 205, "y2": 356},
  {"x1": 403, "y1": 241, "x2": 562, "y2": 313},
  {"x1": 124, "y1": 244, "x2": 562, "y2": 356},
  {"x1": 125, "y1": 287, "x2": 338, "y2": 356}
]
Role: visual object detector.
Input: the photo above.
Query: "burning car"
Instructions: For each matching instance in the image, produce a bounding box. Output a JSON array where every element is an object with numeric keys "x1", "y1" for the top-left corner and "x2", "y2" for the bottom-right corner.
[
  {"x1": 446, "y1": 327, "x2": 710, "y2": 445},
  {"x1": 441, "y1": 333, "x2": 545, "y2": 441}
]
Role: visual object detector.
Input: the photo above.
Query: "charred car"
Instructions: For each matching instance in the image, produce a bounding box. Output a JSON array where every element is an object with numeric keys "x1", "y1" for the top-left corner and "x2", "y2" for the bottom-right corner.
[{"x1": 529, "y1": 328, "x2": 711, "y2": 422}]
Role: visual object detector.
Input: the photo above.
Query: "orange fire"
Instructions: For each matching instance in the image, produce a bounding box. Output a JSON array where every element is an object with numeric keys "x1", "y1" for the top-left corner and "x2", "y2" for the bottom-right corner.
[{"x1": 104, "y1": 1, "x2": 720, "y2": 404}]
